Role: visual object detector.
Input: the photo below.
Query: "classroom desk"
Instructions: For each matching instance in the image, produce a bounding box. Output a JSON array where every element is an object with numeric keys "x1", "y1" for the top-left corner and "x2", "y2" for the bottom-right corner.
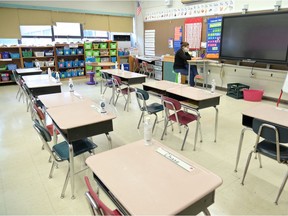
[
  {"x1": 16, "y1": 68, "x2": 43, "y2": 76},
  {"x1": 142, "y1": 80, "x2": 183, "y2": 96},
  {"x1": 234, "y1": 103, "x2": 288, "y2": 172},
  {"x1": 86, "y1": 139, "x2": 222, "y2": 215},
  {"x1": 22, "y1": 74, "x2": 62, "y2": 96},
  {"x1": 187, "y1": 59, "x2": 218, "y2": 87},
  {"x1": 38, "y1": 91, "x2": 85, "y2": 109},
  {"x1": 100, "y1": 69, "x2": 146, "y2": 111},
  {"x1": 86, "y1": 62, "x2": 115, "y2": 68},
  {"x1": 46, "y1": 100, "x2": 117, "y2": 199}
]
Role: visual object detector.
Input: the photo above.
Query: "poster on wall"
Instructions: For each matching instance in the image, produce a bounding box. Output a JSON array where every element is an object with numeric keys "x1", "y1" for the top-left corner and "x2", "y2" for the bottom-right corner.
[
  {"x1": 184, "y1": 17, "x2": 202, "y2": 50},
  {"x1": 206, "y1": 17, "x2": 222, "y2": 59},
  {"x1": 174, "y1": 26, "x2": 182, "y2": 53}
]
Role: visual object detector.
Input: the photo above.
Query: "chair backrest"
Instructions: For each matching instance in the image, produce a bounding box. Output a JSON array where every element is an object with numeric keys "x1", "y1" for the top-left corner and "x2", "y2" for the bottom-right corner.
[
  {"x1": 162, "y1": 96, "x2": 182, "y2": 111},
  {"x1": 84, "y1": 176, "x2": 120, "y2": 216},
  {"x1": 252, "y1": 118, "x2": 288, "y2": 144},
  {"x1": 12, "y1": 70, "x2": 20, "y2": 85},
  {"x1": 101, "y1": 71, "x2": 110, "y2": 81},
  {"x1": 33, "y1": 104, "x2": 45, "y2": 121},
  {"x1": 135, "y1": 88, "x2": 149, "y2": 111},
  {"x1": 112, "y1": 76, "x2": 122, "y2": 86}
]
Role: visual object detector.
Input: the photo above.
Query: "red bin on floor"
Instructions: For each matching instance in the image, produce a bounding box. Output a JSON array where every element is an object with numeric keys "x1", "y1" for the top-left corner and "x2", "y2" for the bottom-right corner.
[{"x1": 243, "y1": 89, "x2": 264, "y2": 102}]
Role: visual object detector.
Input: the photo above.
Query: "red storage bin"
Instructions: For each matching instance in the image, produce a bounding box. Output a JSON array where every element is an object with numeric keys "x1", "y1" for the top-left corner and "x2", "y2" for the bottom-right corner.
[{"x1": 243, "y1": 89, "x2": 264, "y2": 102}]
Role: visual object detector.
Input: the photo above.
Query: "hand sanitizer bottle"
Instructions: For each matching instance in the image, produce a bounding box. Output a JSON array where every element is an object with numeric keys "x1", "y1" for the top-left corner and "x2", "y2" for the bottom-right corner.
[
  {"x1": 68, "y1": 78, "x2": 74, "y2": 92},
  {"x1": 211, "y1": 79, "x2": 216, "y2": 93},
  {"x1": 100, "y1": 94, "x2": 106, "y2": 113},
  {"x1": 177, "y1": 73, "x2": 181, "y2": 84},
  {"x1": 144, "y1": 116, "x2": 152, "y2": 145},
  {"x1": 55, "y1": 72, "x2": 60, "y2": 83},
  {"x1": 115, "y1": 61, "x2": 118, "y2": 69},
  {"x1": 47, "y1": 68, "x2": 52, "y2": 78},
  {"x1": 121, "y1": 64, "x2": 124, "y2": 71}
]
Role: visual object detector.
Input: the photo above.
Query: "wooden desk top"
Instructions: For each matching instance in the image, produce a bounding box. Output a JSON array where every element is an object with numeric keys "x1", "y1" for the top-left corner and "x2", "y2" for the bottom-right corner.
[
  {"x1": 86, "y1": 139, "x2": 222, "y2": 215},
  {"x1": 187, "y1": 59, "x2": 218, "y2": 63},
  {"x1": 167, "y1": 86, "x2": 222, "y2": 101},
  {"x1": 38, "y1": 91, "x2": 85, "y2": 108},
  {"x1": 86, "y1": 62, "x2": 115, "y2": 67},
  {"x1": 46, "y1": 100, "x2": 117, "y2": 130},
  {"x1": 23, "y1": 75, "x2": 62, "y2": 88},
  {"x1": 16, "y1": 68, "x2": 42, "y2": 74},
  {"x1": 242, "y1": 103, "x2": 288, "y2": 127},
  {"x1": 143, "y1": 80, "x2": 183, "y2": 91},
  {"x1": 100, "y1": 69, "x2": 146, "y2": 79}
]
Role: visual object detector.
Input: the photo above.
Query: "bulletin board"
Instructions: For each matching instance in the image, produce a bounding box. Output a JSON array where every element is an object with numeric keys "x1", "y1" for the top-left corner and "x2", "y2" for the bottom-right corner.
[{"x1": 184, "y1": 17, "x2": 203, "y2": 50}]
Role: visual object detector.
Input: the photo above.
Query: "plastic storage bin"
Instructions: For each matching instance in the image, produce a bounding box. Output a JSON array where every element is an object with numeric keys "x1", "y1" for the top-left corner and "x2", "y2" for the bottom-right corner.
[
  {"x1": 93, "y1": 43, "x2": 99, "y2": 49},
  {"x1": 2, "y1": 52, "x2": 10, "y2": 59},
  {"x1": 84, "y1": 42, "x2": 92, "y2": 49},
  {"x1": 93, "y1": 50, "x2": 100, "y2": 56},
  {"x1": 85, "y1": 50, "x2": 93, "y2": 57},
  {"x1": 58, "y1": 62, "x2": 65, "y2": 68},
  {"x1": 56, "y1": 49, "x2": 64, "y2": 55},
  {"x1": 227, "y1": 83, "x2": 250, "y2": 99},
  {"x1": 110, "y1": 42, "x2": 117, "y2": 49},
  {"x1": 34, "y1": 51, "x2": 44, "y2": 57},
  {"x1": 70, "y1": 49, "x2": 77, "y2": 55},
  {"x1": 77, "y1": 48, "x2": 83, "y2": 54},
  {"x1": 86, "y1": 57, "x2": 96, "y2": 62},
  {"x1": 45, "y1": 50, "x2": 54, "y2": 56},
  {"x1": 64, "y1": 49, "x2": 71, "y2": 55},
  {"x1": 111, "y1": 57, "x2": 117, "y2": 62},
  {"x1": 9, "y1": 53, "x2": 20, "y2": 59},
  {"x1": 1, "y1": 73, "x2": 10, "y2": 81},
  {"x1": 243, "y1": 89, "x2": 264, "y2": 102},
  {"x1": 79, "y1": 60, "x2": 85, "y2": 67},
  {"x1": 24, "y1": 62, "x2": 34, "y2": 68},
  {"x1": 7, "y1": 64, "x2": 17, "y2": 70},
  {"x1": 45, "y1": 60, "x2": 54, "y2": 67},
  {"x1": 65, "y1": 61, "x2": 73, "y2": 68},
  {"x1": 0, "y1": 65, "x2": 7, "y2": 70},
  {"x1": 100, "y1": 43, "x2": 107, "y2": 49},
  {"x1": 22, "y1": 50, "x2": 33, "y2": 58},
  {"x1": 110, "y1": 50, "x2": 117, "y2": 56},
  {"x1": 73, "y1": 61, "x2": 79, "y2": 67}
]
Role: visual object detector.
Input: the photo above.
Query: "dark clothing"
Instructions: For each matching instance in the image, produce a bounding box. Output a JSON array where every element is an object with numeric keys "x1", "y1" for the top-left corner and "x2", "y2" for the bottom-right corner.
[{"x1": 173, "y1": 49, "x2": 198, "y2": 86}]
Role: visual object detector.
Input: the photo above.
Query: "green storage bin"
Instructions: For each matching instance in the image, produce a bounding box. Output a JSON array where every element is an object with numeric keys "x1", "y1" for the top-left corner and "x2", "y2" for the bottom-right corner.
[
  {"x1": 96, "y1": 66, "x2": 101, "y2": 71},
  {"x1": 93, "y1": 43, "x2": 99, "y2": 49},
  {"x1": 22, "y1": 50, "x2": 33, "y2": 58},
  {"x1": 85, "y1": 50, "x2": 93, "y2": 57},
  {"x1": 92, "y1": 50, "x2": 100, "y2": 56},
  {"x1": 100, "y1": 43, "x2": 107, "y2": 49},
  {"x1": 0, "y1": 65, "x2": 7, "y2": 71},
  {"x1": 110, "y1": 42, "x2": 117, "y2": 49},
  {"x1": 86, "y1": 65, "x2": 93, "y2": 71},
  {"x1": 96, "y1": 57, "x2": 101, "y2": 63},
  {"x1": 84, "y1": 42, "x2": 92, "y2": 49},
  {"x1": 110, "y1": 49, "x2": 117, "y2": 56}
]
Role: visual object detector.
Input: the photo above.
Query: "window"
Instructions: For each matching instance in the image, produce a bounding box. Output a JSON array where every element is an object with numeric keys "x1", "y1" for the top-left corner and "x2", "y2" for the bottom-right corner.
[
  {"x1": 20, "y1": 26, "x2": 52, "y2": 36},
  {"x1": 83, "y1": 30, "x2": 108, "y2": 40},
  {"x1": 53, "y1": 22, "x2": 81, "y2": 36},
  {"x1": 21, "y1": 38, "x2": 52, "y2": 45},
  {"x1": 0, "y1": 39, "x2": 18, "y2": 45}
]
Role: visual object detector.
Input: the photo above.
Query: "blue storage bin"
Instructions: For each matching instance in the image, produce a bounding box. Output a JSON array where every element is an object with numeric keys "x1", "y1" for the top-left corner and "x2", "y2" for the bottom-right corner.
[
  {"x1": 9, "y1": 53, "x2": 20, "y2": 59},
  {"x1": 111, "y1": 57, "x2": 117, "y2": 63},
  {"x1": 60, "y1": 72, "x2": 66, "y2": 78},
  {"x1": 73, "y1": 61, "x2": 79, "y2": 67},
  {"x1": 24, "y1": 62, "x2": 34, "y2": 68},
  {"x1": 71, "y1": 71, "x2": 78, "y2": 77},
  {"x1": 86, "y1": 57, "x2": 96, "y2": 62},
  {"x1": 64, "y1": 49, "x2": 71, "y2": 55},
  {"x1": 79, "y1": 60, "x2": 85, "y2": 66},
  {"x1": 7, "y1": 64, "x2": 17, "y2": 70},
  {"x1": 56, "y1": 49, "x2": 64, "y2": 55},
  {"x1": 58, "y1": 62, "x2": 65, "y2": 68},
  {"x1": 66, "y1": 71, "x2": 71, "y2": 77},
  {"x1": 2, "y1": 52, "x2": 9, "y2": 59},
  {"x1": 77, "y1": 48, "x2": 83, "y2": 55},
  {"x1": 70, "y1": 49, "x2": 77, "y2": 55},
  {"x1": 65, "y1": 61, "x2": 73, "y2": 68},
  {"x1": 123, "y1": 63, "x2": 130, "y2": 71},
  {"x1": 77, "y1": 69, "x2": 84, "y2": 76}
]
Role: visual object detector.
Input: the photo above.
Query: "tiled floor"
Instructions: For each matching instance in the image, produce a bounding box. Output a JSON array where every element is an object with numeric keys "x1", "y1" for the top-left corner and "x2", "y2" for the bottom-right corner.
[{"x1": 0, "y1": 77, "x2": 288, "y2": 215}]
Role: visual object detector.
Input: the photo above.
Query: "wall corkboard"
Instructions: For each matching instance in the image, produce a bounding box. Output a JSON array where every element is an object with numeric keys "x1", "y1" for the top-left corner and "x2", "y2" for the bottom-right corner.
[{"x1": 144, "y1": 18, "x2": 207, "y2": 56}]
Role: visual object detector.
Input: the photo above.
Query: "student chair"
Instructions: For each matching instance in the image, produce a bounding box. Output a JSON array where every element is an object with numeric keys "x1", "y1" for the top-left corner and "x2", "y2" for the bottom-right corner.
[
  {"x1": 33, "y1": 120, "x2": 97, "y2": 198},
  {"x1": 135, "y1": 88, "x2": 164, "y2": 133},
  {"x1": 110, "y1": 76, "x2": 135, "y2": 111},
  {"x1": 276, "y1": 73, "x2": 288, "y2": 107},
  {"x1": 12, "y1": 70, "x2": 24, "y2": 101},
  {"x1": 241, "y1": 118, "x2": 288, "y2": 204},
  {"x1": 84, "y1": 176, "x2": 121, "y2": 216},
  {"x1": 161, "y1": 96, "x2": 202, "y2": 151},
  {"x1": 142, "y1": 61, "x2": 155, "y2": 79},
  {"x1": 100, "y1": 71, "x2": 113, "y2": 95}
]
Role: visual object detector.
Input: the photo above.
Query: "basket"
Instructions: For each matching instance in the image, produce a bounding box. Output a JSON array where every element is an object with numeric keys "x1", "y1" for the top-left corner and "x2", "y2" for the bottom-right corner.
[
  {"x1": 24, "y1": 62, "x2": 34, "y2": 68},
  {"x1": 2, "y1": 52, "x2": 9, "y2": 59},
  {"x1": 110, "y1": 42, "x2": 117, "y2": 49},
  {"x1": 92, "y1": 50, "x2": 100, "y2": 56},
  {"x1": 22, "y1": 50, "x2": 33, "y2": 58},
  {"x1": 86, "y1": 57, "x2": 96, "y2": 62},
  {"x1": 35, "y1": 61, "x2": 45, "y2": 67},
  {"x1": 65, "y1": 61, "x2": 73, "y2": 68},
  {"x1": 70, "y1": 49, "x2": 77, "y2": 55},
  {"x1": 93, "y1": 43, "x2": 99, "y2": 49},
  {"x1": 77, "y1": 68, "x2": 84, "y2": 76},
  {"x1": 84, "y1": 42, "x2": 92, "y2": 50},
  {"x1": 10, "y1": 53, "x2": 20, "y2": 59},
  {"x1": 64, "y1": 49, "x2": 71, "y2": 55},
  {"x1": 227, "y1": 83, "x2": 250, "y2": 99},
  {"x1": 100, "y1": 43, "x2": 107, "y2": 49},
  {"x1": 34, "y1": 51, "x2": 44, "y2": 57},
  {"x1": 85, "y1": 50, "x2": 93, "y2": 57},
  {"x1": 77, "y1": 48, "x2": 83, "y2": 55},
  {"x1": 100, "y1": 50, "x2": 109, "y2": 56},
  {"x1": 243, "y1": 89, "x2": 264, "y2": 102},
  {"x1": 45, "y1": 50, "x2": 54, "y2": 56},
  {"x1": 110, "y1": 50, "x2": 117, "y2": 56},
  {"x1": 56, "y1": 49, "x2": 64, "y2": 56},
  {"x1": 45, "y1": 61, "x2": 54, "y2": 67},
  {"x1": 72, "y1": 61, "x2": 79, "y2": 67},
  {"x1": 7, "y1": 64, "x2": 17, "y2": 70},
  {"x1": 79, "y1": 60, "x2": 85, "y2": 66},
  {"x1": 1, "y1": 73, "x2": 10, "y2": 81},
  {"x1": 58, "y1": 62, "x2": 65, "y2": 68},
  {"x1": 0, "y1": 65, "x2": 7, "y2": 70}
]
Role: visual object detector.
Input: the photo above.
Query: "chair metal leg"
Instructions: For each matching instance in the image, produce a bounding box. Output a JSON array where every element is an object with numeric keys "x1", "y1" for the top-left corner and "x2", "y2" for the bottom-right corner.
[
  {"x1": 198, "y1": 121, "x2": 203, "y2": 143},
  {"x1": 152, "y1": 113, "x2": 158, "y2": 133},
  {"x1": 235, "y1": 127, "x2": 252, "y2": 172},
  {"x1": 181, "y1": 126, "x2": 189, "y2": 151},
  {"x1": 193, "y1": 120, "x2": 200, "y2": 151},
  {"x1": 161, "y1": 119, "x2": 169, "y2": 140},
  {"x1": 137, "y1": 112, "x2": 144, "y2": 129},
  {"x1": 61, "y1": 167, "x2": 70, "y2": 199},
  {"x1": 68, "y1": 143, "x2": 75, "y2": 199},
  {"x1": 258, "y1": 153, "x2": 262, "y2": 168},
  {"x1": 203, "y1": 208, "x2": 211, "y2": 216},
  {"x1": 275, "y1": 170, "x2": 288, "y2": 205},
  {"x1": 49, "y1": 161, "x2": 57, "y2": 178},
  {"x1": 214, "y1": 106, "x2": 219, "y2": 142},
  {"x1": 241, "y1": 151, "x2": 254, "y2": 185},
  {"x1": 105, "y1": 132, "x2": 112, "y2": 149}
]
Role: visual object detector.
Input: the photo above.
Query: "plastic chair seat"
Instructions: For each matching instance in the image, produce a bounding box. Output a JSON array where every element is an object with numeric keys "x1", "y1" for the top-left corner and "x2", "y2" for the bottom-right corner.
[
  {"x1": 168, "y1": 110, "x2": 198, "y2": 125},
  {"x1": 46, "y1": 124, "x2": 60, "y2": 136},
  {"x1": 53, "y1": 138, "x2": 97, "y2": 162},
  {"x1": 257, "y1": 140, "x2": 288, "y2": 162},
  {"x1": 147, "y1": 103, "x2": 164, "y2": 114}
]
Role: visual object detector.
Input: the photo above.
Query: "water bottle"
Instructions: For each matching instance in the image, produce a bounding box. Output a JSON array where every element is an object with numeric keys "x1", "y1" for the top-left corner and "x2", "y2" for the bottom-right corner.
[
  {"x1": 68, "y1": 78, "x2": 74, "y2": 92},
  {"x1": 99, "y1": 94, "x2": 106, "y2": 113},
  {"x1": 177, "y1": 73, "x2": 181, "y2": 84},
  {"x1": 115, "y1": 61, "x2": 118, "y2": 69},
  {"x1": 144, "y1": 116, "x2": 152, "y2": 145},
  {"x1": 211, "y1": 79, "x2": 216, "y2": 93},
  {"x1": 121, "y1": 64, "x2": 124, "y2": 71},
  {"x1": 47, "y1": 68, "x2": 52, "y2": 78},
  {"x1": 55, "y1": 72, "x2": 60, "y2": 83}
]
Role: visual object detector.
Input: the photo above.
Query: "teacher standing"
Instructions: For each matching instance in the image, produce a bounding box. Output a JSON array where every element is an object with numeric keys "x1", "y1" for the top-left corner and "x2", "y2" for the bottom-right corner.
[{"x1": 173, "y1": 41, "x2": 199, "y2": 86}]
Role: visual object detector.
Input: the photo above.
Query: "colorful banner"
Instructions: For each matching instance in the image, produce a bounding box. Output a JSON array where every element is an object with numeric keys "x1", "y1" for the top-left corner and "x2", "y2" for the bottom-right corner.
[
  {"x1": 206, "y1": 17, "x2": 222, "y2": 59},
  {"x1": 174, "y1": 26, "x2": 182, "y2": 53},
  {"x1": 184, "y1": 17, "x2": 202, "y2": 50}
]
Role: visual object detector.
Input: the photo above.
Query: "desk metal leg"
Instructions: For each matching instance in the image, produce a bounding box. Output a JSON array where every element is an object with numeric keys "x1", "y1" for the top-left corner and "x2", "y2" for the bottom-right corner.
[
  {"x1": 203, "y1": 208, "x2": 211, "y2": 216},
  {"x1": 105, "y1": 132, "x2": 112, "y2": 149},
  {"x1": 214, "y1": 106, "x2": 218, "y2": 142},
  {"x1": 188, "y1": 63, "x2": 191, "y2": 86},
  {"x1": 69, "y1": 143, "x2": 75, "y2": 199},
  {"x1": 234, "y1": 127, "x2": 252, "y2": 172}
]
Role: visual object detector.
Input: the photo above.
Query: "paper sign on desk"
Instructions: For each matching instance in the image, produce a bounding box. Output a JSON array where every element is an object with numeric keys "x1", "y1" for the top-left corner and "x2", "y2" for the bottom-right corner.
[{"x1": 156, "y1": 147, "x2": 194, "y2": 172}]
